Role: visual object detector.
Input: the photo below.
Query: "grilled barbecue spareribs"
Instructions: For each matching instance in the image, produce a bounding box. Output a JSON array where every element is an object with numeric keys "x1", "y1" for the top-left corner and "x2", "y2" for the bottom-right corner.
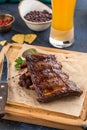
[
  {"x1": 25, "y1": 53, "x2": 83, "y2": 102},
  {"x1": 18, "y1": 71, "x2": 32, "y2": 89}
]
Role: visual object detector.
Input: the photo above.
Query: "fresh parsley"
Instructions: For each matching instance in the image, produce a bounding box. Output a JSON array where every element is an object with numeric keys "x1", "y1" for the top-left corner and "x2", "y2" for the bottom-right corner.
[
  {"x1": 15, "y1": 48, "x2": 38, "y2": 70},
  {"x1": 15, "y1": 57, "x2": 25, "y2": 70}
]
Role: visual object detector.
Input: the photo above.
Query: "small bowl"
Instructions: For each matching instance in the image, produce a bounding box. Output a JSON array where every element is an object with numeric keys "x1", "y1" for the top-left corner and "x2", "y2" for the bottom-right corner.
[
  {"x1": 0, "y1": 14, "x2": 15, "y2": 32},
  {"x1": 18, "y1": 0, "x2": 52, "y2": 31}
]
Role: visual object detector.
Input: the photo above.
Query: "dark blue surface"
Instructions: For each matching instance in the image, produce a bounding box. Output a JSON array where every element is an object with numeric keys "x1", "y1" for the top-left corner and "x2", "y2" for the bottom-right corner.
[
  {"x1": 0, "y1": 119, "x2": 58, "y2": 130},
  {"x1": 0, "y1": 1, "x2": 87, "y2": 52},
  {"x1": 0, "y1": 0, "x2": 87, "y2": 130}
]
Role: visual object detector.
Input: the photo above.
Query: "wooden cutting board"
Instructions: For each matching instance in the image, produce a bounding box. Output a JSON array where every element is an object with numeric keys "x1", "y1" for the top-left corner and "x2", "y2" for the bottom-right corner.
[{"x1": 0, "y1": 43, "x2": 87, "y2": 130}]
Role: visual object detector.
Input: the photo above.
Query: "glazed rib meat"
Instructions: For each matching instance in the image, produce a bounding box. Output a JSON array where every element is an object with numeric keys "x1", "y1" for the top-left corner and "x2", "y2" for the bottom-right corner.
[
  {"x1": 25, "y1": 53, "x2": 83, "y2": 102},
  {"x1": 18, "y1": 71, "x2": 33, "y2": 89}
]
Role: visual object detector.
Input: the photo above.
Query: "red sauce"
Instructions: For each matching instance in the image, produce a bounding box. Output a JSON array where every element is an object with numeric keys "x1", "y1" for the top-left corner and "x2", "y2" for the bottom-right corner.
[{"x1": 0, "y1": 18, "x2": 13, "y2": 26}]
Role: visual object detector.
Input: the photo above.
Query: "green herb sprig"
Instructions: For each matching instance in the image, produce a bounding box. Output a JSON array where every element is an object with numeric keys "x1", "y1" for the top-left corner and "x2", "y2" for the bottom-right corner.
[
  {"x1": 15, "y1": 57, "x2": 25, "y2": 70},
  {"x1": 15, "y1": 48, "x2": 38, "y2": 70}
]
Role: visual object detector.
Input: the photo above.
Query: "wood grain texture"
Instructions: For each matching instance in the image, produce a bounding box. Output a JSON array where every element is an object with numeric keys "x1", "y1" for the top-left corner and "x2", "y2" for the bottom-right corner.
[{"x1": 0, "y1": 43, "x2": 87, "y2": 130}]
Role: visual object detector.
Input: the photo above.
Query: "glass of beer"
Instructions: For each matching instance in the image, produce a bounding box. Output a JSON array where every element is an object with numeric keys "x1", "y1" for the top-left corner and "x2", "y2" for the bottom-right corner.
[{"x1": 49, "y1": 0, "x2": 76, "y2": 48}]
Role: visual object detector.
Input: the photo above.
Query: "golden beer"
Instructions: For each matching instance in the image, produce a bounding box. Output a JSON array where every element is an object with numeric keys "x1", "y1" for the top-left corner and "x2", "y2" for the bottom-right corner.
[{"x1": 49, "y1": 0, "x2": 76, "y2": 48}]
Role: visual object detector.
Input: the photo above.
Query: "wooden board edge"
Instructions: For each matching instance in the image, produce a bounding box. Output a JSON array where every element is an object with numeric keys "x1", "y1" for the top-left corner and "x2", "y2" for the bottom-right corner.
[
  {"x1": 8, "y1": 43, "x2": 87, "y2": 54},
  {"x1": 80, "y1": 91, "x2": 87, "y2": 120},
  {"x1": 4, "y1": 113, "x2": 83, "y2": 130},
  {"x1": 4, "y1": 101, "x2": 83, "y2": 126}
]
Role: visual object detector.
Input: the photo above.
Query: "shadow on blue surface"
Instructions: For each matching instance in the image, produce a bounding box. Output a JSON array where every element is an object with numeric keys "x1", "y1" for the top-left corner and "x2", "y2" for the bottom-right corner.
[{"x1": 0, "y1": 119, "x2": 60, "y2": 130}]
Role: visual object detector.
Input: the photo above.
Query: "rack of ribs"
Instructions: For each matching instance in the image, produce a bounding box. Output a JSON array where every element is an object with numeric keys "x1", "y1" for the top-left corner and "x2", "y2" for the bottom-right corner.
[{"x1": 25, "y1": 53, "x2": 83, "y2": 102}]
